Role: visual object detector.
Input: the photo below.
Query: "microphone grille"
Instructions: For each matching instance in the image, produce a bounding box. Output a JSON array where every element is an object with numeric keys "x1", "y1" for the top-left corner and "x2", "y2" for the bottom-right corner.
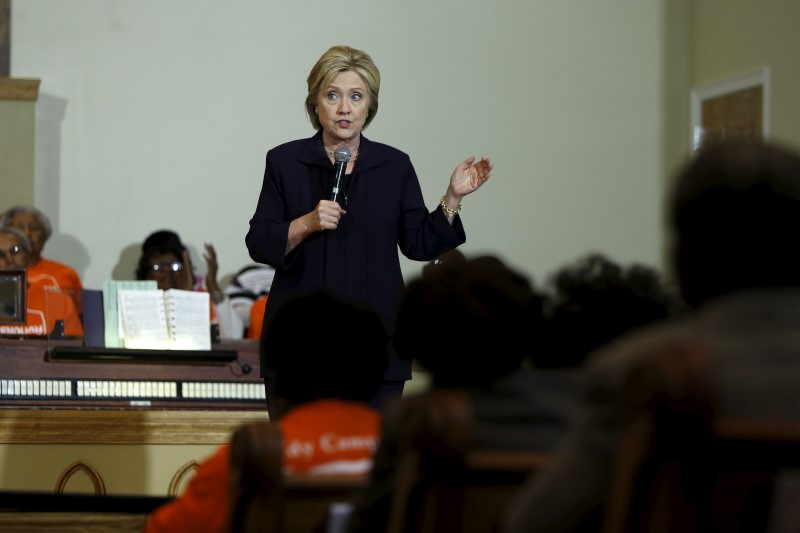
[{"x1": 333, "y1": 146, "x2": 352, "y2": 163}]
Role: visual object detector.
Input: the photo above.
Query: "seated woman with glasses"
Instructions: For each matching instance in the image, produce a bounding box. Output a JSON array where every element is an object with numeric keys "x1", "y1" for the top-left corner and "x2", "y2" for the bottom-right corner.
[
  {"x1": 135, "y1": 230, "x2": 203, "y2": 292},
  {"x1": 135, "y1": 230, "x2": 242, "y2": 338},
  {"x1": 0, "y1": 226, "x2": 84, "y2": 338},
  {"x1": 1, "y1": 205, "x2": 84, "y2": 314}
]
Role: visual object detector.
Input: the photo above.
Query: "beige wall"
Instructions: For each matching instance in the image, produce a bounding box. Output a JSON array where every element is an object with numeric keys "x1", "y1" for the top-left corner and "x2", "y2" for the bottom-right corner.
[
  {"x1": 6, "y1": 1, "x2": 798, "y2": 289},
  {"x1": 0, "y1": 78, "x2": 39, "y2": 213},
  {"x1": 9, "y1": 0, "x2": 671, "y2": 289},
  {"x1": 690, "y1": 0, "x2": 800, "y2": 150}
]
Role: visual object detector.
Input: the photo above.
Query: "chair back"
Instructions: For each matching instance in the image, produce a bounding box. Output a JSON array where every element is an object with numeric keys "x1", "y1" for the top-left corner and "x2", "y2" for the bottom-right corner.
[
  {"x1": 228, "y1": 420, "x2": 368, "y2": 533},
  {"x1": 604, "y1": 345, "x2": 800, "y2": 533},
  {"x1": 385, "y1": 389, "x2": 552, "y2": 533}
]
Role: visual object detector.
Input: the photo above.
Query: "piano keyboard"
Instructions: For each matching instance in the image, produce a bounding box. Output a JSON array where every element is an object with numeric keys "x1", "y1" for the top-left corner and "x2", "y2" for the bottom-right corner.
[{"x1": 1, "y1": 378, "x2": 266, "y2": 403}]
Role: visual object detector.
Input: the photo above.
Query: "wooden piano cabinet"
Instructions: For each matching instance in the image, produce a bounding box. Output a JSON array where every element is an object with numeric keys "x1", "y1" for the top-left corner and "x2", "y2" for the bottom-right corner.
[{"x1": 0, "y1": 338, "x2": 269, "y2": 496}]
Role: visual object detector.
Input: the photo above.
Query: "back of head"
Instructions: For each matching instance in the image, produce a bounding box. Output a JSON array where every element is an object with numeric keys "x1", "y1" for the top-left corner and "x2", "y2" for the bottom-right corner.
[
  {"x1": 538, "y1": 253, "x2": 681, "y2": 369},
  {"x1": 264, "y1": 289, "x2": 389, "y2": 408},
  {"x1": 421, "y1": 248, "x2": 467, "y2": 278},
  {"x1": 395, "y1": 255, "x2": 543, "y2": 388},
  {"x1": 670, "y1": 139, "x2": 800, "y2": 308}
]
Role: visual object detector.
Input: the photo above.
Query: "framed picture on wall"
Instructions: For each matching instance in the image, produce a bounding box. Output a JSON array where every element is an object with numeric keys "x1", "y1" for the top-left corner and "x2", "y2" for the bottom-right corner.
[
  {"x1": 690, "y1": 67, "x2": 770, "y2": 151},
  {"x1": 0, "y1": 267, "x2": 26, "y2": 324}
]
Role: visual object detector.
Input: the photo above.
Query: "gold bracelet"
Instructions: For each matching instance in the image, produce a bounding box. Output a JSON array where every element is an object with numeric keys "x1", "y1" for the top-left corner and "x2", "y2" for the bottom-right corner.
[{"x1": 440, "y1": 196, "x2": 462, "y2": 217}]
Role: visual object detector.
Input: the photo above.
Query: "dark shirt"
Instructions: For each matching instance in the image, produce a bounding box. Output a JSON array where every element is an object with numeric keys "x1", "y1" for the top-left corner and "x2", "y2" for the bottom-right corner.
[{"x1": 246, "y1": 131, "x2": 465, "y2": 381}]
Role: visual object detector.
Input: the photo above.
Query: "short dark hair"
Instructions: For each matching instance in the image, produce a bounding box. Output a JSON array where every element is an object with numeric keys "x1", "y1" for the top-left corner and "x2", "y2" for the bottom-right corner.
[
  {"x1": 141, "y1": 229, "x2": 185, "y2": 254},
  {"x1": 395, "y1": 255, "x2": 544, "y2": 387},
  {"x1": 264, "y1": 289, "x2": 389, "y2": 407},
  {"x1": 537, "y1": 252, "x2": 681, "y2": 368},
  {"x1": 670, "y1": 139, "x2": 800, "y2": 307}
]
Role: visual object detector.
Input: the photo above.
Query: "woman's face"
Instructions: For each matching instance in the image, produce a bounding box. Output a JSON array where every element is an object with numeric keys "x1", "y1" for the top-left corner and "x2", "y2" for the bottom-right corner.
[
  {"x1": 316, "y1": 70, "x2": 369, "y2": 146},
  {"x1": 5, "y1": 213, "x2": 45, "y2": 257},
  {"x1": 145, "y1": 252, "x2": 184, "y2": 290},
  {"x1": 0, "y1": 233, "x2": 28, "y2": 268}
]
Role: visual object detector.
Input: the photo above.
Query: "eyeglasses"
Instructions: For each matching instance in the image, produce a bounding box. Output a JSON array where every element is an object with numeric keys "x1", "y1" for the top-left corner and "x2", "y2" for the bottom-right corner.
[
  {"x1": 0, "y1": 245, "x2": 24, "y2": 260},
  {"x1": 149, "y1": 261, "x2": 184, "y2": 273}
]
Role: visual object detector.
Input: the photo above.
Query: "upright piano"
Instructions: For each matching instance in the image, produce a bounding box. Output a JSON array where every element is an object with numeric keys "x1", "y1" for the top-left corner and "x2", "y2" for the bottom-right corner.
[
  {"x1": 0, "y1": 338, "x2": 269, "y2": 496},
  {"x1": 0, "y1": 338, "x2": 266, "y2": 410}
]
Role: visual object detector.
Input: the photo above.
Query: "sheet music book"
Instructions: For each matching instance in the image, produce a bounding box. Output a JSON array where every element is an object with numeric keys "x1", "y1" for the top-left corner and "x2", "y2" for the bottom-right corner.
[
  {"x1": 117, "y1": 288, "x2": 211, "y2": 351},
  {"x1": 102, "y1": 280, "x2": 157, "y2": 348}
]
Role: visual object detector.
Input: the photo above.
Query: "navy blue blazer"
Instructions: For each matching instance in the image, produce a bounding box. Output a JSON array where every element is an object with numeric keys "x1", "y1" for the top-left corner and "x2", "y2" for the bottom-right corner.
[{"x1": 246, "y1": 130, "x2": 466, "y2": 381}]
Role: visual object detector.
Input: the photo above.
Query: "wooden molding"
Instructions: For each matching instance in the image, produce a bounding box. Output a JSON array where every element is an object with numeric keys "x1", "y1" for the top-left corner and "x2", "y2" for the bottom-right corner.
[
  {"x1": 0, "y1": 77, "x2": 41, "y2": 101},
  {"x1": 0, "y1": 409, "x2": 269, "y2": 444},
  {"x1": 55, "y1": 460, "x2": 107, "y2": 495},
  {"x1": 168, "y1": 460, "x2": 198, "y2": 496},
  {"x1": 0, "y1": 513, "x2": 147, "y2": 532}
]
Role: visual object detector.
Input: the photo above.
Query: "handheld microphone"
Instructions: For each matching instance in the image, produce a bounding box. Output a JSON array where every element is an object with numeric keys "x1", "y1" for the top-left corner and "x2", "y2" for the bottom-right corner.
[{"x1": 330, "y1": 146, "x2": 352, "y2": 203}]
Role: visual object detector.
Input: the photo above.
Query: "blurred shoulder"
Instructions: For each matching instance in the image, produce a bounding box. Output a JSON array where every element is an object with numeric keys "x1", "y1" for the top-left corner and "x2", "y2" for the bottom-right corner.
[{"x1": 583, "y1": 315, "x2": 699, "y2": 381}]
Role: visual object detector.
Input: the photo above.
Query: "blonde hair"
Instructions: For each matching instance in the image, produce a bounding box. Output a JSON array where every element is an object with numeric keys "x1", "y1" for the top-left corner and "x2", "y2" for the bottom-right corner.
[{"x1": 305, "y1": 45, "x2": 380, "y2": 131}]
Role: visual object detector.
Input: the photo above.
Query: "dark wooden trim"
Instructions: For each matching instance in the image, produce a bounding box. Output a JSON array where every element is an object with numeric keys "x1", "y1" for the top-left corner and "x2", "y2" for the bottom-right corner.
[
  {"x1": 0, "y1": 0, "x2": 9, "y2": 77},
  {"x1": 0, "y1": 77, "x2": 40, "y2": 101},
  {"x1": 0, "y1": 408, "x2": 269, "y2": 444},
  {"x1": 0, "y1": 490, "x2": 172, "y2": 513}
]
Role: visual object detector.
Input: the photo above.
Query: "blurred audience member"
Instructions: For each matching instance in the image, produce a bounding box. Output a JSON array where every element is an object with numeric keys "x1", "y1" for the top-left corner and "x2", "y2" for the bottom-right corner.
[
  {"x1": 144, "y1": 289, "x2": 389, "y2": 533},
  {"x1": 348, "y1": 255, "x2": 555, "y2": 532},
  {"x1": 0, "y1": 227, "x2": 83, "y2": 337},
  {"x1": 502, "y1": 139, "x2": 800, "y2": 533},
  {"x1": 349, "y1": 252, "x2": 682, "y2": 532},
  {"x1": 420, "y1": 247, "x2": 467, "y2": 278},
  {"x1": 1, "y1": 205, "x2": 83, "y2": 311},
  {"x1": 535, "y1": 252, "x2": 684, "y2": 369},
  {"x1": 395, "y1": 255, "x2": 543, "y2": 391}
]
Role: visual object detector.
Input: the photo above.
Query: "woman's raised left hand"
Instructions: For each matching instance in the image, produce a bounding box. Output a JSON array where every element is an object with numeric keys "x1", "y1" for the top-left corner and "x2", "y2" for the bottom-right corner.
[{"x1": 449, "y1": 155, "x2": 493, "y2": 198}]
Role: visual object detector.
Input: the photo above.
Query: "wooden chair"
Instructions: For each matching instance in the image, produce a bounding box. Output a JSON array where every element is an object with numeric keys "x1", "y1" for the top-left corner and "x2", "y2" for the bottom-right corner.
[
  {"x1": 384, "y1": 389, "x2": 553, "y2": 533},
  {"x1": 603, "y1": 345, "x2": 800, "y2": 533},
  {"x1": 227, "y1": 420, "x2": 369, "y2": 533}
]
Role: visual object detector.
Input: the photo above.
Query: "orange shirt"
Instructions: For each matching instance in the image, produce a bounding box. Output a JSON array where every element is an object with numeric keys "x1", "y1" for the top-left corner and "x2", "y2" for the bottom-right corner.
[
  {"x1": 246, "y1": 294, "x2": 268, "y2": 340},
  {"x1": 280, "y1": 398, "x2": 380, "y2": 475},
  {"x1": 199, "y1": 289, "x2": 217, "y2": 323},
  {"x1": 0, "y1": 285, "x2": 84, "y2": 337},
  {"x1": 27, "y1": 257, "x2": 84, "y2": 312},
  {"x1": 144, "y1": 399, "x2": 380, "y2": 533}
]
